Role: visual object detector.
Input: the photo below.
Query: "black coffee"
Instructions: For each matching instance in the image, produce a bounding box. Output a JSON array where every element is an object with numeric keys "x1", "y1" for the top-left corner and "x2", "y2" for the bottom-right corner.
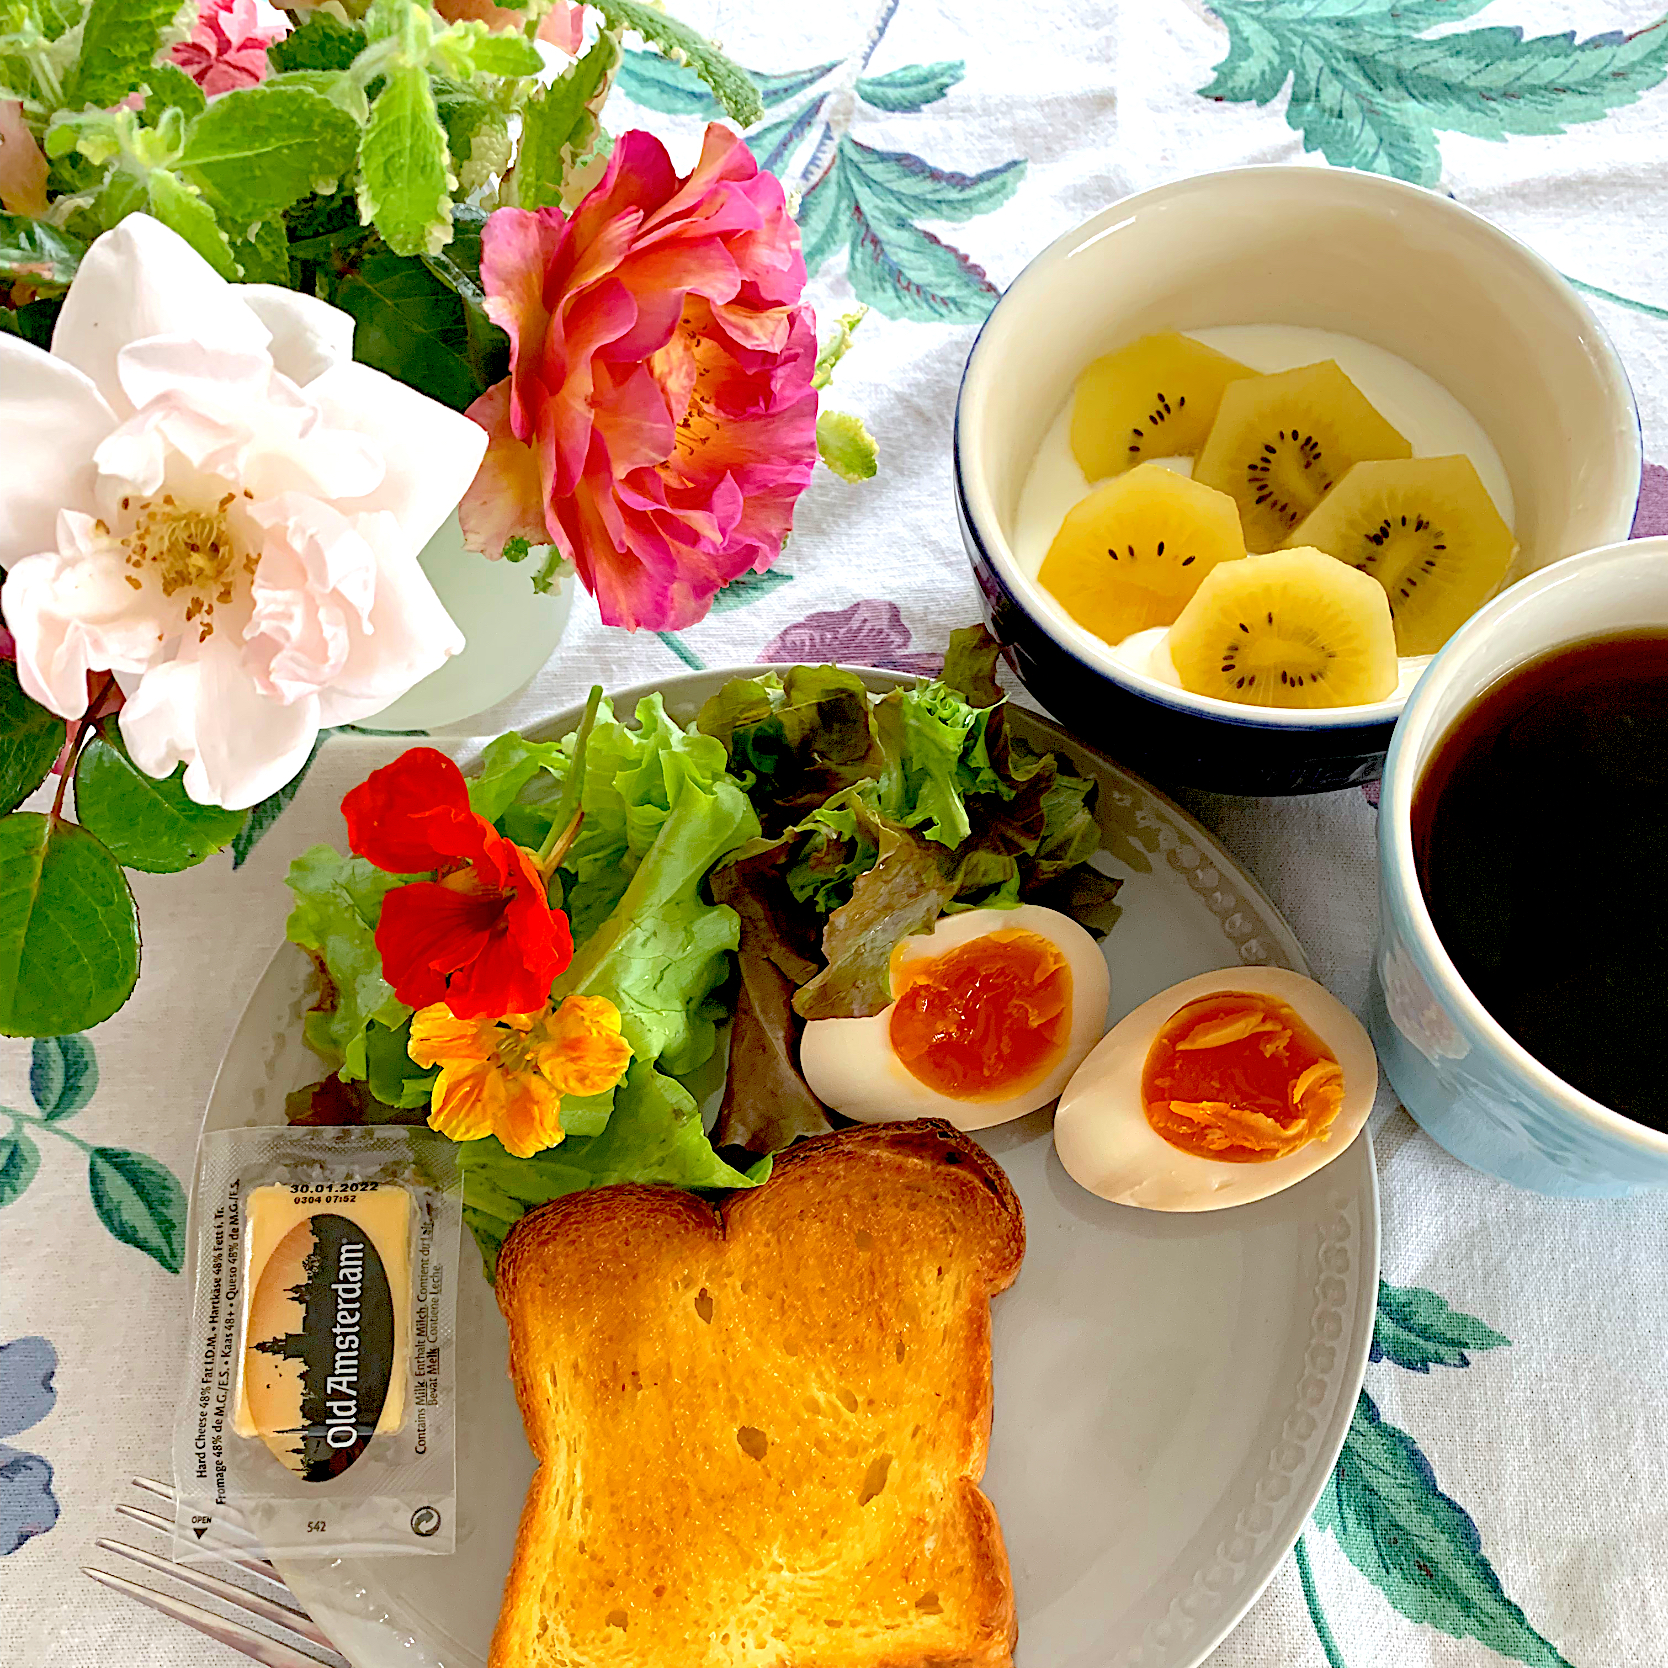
[{"x1": 1412, "y1": 631, "x2": 1668, "y2": 1130}]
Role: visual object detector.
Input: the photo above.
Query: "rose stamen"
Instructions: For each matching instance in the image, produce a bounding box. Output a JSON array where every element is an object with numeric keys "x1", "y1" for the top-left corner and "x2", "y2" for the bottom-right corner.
[{"x1": 120, "y1": 498, "x2": 247, "y2": 643}]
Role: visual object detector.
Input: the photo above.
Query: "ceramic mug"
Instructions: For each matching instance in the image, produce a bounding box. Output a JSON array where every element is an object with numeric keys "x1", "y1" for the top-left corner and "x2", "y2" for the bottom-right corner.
[{"x1": 1371, "y1": 538, "x2": 1668, "y2": 1195}]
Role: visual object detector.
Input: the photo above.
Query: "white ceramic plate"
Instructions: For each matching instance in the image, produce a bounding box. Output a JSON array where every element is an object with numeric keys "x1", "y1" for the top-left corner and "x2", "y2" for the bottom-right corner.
[{"x1": 199, "y1": 667, "x2": 1378, "y2": 1668}]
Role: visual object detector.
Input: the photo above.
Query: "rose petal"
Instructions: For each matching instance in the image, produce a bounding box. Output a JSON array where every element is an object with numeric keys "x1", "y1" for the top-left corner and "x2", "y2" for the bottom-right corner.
[
  {"x1": 458, "y1": 382, "x2": 552, "y2": 560},
  {"x1": 234, "y1": 285, "x2": 355, "y2": 388},
  {"x1": 0, "y1": 336, "x2": 115, "y2": 565},
  {"x1": 50, "y1": 215, "x2": 270, "y2": 414}
]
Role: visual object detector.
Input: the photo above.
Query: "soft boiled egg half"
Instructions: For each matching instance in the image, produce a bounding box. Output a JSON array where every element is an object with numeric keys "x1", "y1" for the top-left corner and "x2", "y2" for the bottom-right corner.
[
  {"x1": 799, "y1": 904, "x2": 1110, "y2": 1131},
  {"x1": 1053, "y1": 966, "x2": 1377, "y2": 1210}
]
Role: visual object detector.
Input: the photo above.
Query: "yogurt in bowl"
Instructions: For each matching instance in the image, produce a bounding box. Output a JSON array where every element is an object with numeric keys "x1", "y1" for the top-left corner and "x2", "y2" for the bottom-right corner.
[{"x1": 953, "y1": 166, "x2": 1641, "y2": 795}]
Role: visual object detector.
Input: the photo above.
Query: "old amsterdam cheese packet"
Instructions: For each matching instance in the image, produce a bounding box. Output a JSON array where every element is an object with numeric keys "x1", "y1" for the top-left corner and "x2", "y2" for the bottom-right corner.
[{"x1": 172, "y1": 1127, "x2": 461, "y2": 1560}]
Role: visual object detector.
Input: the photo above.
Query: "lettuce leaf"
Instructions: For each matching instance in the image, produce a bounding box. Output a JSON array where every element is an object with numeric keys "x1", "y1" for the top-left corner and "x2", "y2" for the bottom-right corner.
[
  {"x1": 285, "y1": 845, "x2": 415, "y2": 1079},
  {"x1": 458, "y1": 1060, "x2": 765, "y2": 1278}
]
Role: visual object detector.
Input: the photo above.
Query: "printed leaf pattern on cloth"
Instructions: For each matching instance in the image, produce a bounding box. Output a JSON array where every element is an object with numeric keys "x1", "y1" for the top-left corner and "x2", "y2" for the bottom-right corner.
[
  {"x1": 0, "y1": 1335, "x2": 59, "y2": 1555},
  {"x1": 761, "y1": 599, "x2": 943, "y2": 675},
  {"x1": 1304, "y1": 1283, "x2": 1570, "y2": 1666},
  {"x1": 1202, "y1": 1, "x2": 1668, "y2": 187},
  {"x1": 614, "y1": 3, "x2": 1025, "y2": 323},
  {"x1": 1372, "y1": 1278, "x2": 1510, "y2": 1372},
  {"x1": 0, "y1": 1035, "x2": 187, "y2": 1270}
]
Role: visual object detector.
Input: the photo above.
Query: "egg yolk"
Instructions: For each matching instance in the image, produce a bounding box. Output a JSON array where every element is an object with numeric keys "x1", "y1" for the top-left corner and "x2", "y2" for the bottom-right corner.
[
  {"x1": 889, "y1": 930, "x2": 1071, "y2": 1100},
  {"x1": 1140, "y1": 992, "x2": 1344, "y2": 1162}
]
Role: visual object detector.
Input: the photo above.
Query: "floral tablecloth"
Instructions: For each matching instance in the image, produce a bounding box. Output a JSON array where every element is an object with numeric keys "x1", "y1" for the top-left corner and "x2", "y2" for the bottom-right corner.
[{"x1": 6, "y1": 2, "x2": 1668, "y2": 1664}]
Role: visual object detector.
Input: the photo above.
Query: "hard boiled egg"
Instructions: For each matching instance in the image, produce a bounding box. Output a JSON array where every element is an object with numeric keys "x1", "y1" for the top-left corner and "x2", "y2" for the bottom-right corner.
[
  {"x1": 800, "y1": 904, "x2": 1111, "y2": 1131},
  {"x1": 1053, "y1": 966, "x2": 1377, "y2": 1210}
]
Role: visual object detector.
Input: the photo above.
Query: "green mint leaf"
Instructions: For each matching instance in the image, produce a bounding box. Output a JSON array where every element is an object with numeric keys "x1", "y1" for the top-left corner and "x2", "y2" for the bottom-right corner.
[
  {"x1": 269, "y1": 9, "x2": 365, "y2": 73},
  {"x1": 30, "y1": 1033, "x2": 96, "y2": 1119},
  {"x1": 145, "y1": 168, "x2": 239, "y2": 279},
  {"x1": 434, "y1": 18, "x2": 541, "y2": 80},
  {"x1": 0, "y1": 813, "x2": 140, "y2": 1037},
  {"x1": 0, "y1": 1130, "x2": 39, "y2": 1208},
  {"x1": 72, "y1": 727, "x2": 246, "y2": 873},
  {"x1": 234, "y1": 216, "x2": 291, "y2": 284},
  {"x1": 1315, "y1": 1390, "x2": 1572, "y2": 1666},
  {"x1": 596, "y1": 0, "x2": 763, "y2": 128},
  {"x1": 358, "y1": 60, "x2": 454, "y2": 257},
  {"x1": 816, "y1": 408, "x2": 878, "y2": 483},
  {"x1": 433, "y1": 79, "x2": 509, "y2": 194},
  {"x1": 140, "y1": 59, "x2": 206, "y2": 125},
  {"x1": 33, "y1": 0, "x2": 84, "y2": 43},
  {"x1": 1372, "y1": 1280, "x2": 1510, "y2": 1372},
  {"x1": 180, "y1": 81, "x2": 361, "y2": 226},
  {"x1": 0, "y1": 661, "x2": 66, "y2": 812},
  {"x1": 65, "y1": 0, "x2": 191, "y2": 113},
  {"x1": 87, "y1": 1144, "x2": 185, "y2": 1272},
  {"x1": 513, "y1": 27, "x2": 619, "y2": 211},
  {"x1": 856, "y1": 60, "x2": 963, "y2": 112}
]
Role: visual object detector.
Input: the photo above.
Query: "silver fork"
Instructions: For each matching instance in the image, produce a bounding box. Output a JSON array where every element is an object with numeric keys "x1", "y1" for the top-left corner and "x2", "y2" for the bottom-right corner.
[{"x1": 82, "y1": 1478, "x2": 349, "y2": 1668}]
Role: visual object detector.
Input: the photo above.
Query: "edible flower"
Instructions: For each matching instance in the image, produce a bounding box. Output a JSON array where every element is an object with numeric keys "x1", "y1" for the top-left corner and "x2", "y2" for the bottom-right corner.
[
  {"x1": 342, "y1": 747, "x2": 572, "y2": 1019},
  {"x1": 0, "y1": 214, "x2": 484, "y2": 809},
  {"x1": 172, "y1": 0, "x2": 290, "y2": 96},
  {"x1": 459, "y1": 124, "x2": 819, "y2": 631},
  {"x1": 409, "y1": 995, "x2": 634, "y2": 1157}
]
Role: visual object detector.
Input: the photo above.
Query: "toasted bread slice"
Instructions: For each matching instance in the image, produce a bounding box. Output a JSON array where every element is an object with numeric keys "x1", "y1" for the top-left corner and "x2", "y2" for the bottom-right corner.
[{"x1": 491, "y1": 1119, "x2": 1025, "y2": 1668}]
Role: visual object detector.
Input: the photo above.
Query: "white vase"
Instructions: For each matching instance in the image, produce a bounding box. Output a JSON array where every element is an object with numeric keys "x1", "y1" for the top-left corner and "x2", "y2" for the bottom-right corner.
[{"x1": 357, "y1": 511, "x2": 575, "y2": 732}]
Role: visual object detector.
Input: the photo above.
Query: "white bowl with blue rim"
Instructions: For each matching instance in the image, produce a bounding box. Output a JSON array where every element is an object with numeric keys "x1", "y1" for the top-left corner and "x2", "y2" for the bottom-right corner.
[
  {"x1": 1372, "y1": 537, "x2": 1668, "y2": 1195},
  {"x1": 953, "y1": 165, "x2": 1642, "y2": 795}
]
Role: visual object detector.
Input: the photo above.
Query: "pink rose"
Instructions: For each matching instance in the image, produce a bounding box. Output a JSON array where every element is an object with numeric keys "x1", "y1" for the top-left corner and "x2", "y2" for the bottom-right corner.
[
  {"x1": 0, "y1": 101, "x2": 47, "y2": 217},
  {"x1": 460, "y1": 125, "x2": 819, "y2": 632},
  {"x1": 172, "y1": 0, "x2": 289, "y2": 98}
]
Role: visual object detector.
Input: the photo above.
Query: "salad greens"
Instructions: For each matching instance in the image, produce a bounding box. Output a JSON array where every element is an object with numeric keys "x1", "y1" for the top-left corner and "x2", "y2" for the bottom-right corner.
[{"x1": 284, "y1": 625, "x2": 1118, "y2": 1277}]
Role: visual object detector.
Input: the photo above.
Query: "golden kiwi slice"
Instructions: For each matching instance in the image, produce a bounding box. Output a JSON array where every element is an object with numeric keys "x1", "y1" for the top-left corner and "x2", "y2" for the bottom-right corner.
[
  {"x1": 1285, "y1": 455, "x2": 1517, "y2": 656},
  {"x1": 1169, "y1": 545, "x2": 1399, "y2": 708},
  {"x1": 1071, "y1": 332, "x2": 1258, "y2": 481},
  {"x1": 1038, "y1": 462, "x2": 1246, "y2": 645},
  {"x1": 1194, "y1": 362, "x2": 1412, "y2": 552}
]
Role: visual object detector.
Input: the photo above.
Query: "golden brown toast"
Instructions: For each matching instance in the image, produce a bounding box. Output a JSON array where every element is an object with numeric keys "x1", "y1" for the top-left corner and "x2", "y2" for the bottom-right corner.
[{"x1": 491, "y1": 1119, "x2": 1025, "y2": 1668}]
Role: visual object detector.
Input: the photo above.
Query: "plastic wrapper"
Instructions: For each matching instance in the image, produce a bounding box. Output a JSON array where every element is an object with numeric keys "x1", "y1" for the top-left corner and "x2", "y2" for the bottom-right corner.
[{"x1": 172, "y1": 1125, "x2": 461, "y2": 1559}]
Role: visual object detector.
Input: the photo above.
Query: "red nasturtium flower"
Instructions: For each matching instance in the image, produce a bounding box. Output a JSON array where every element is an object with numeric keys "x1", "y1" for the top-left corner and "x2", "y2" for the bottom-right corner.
[{"x1": 342, "y1": 748, "x2": 572, "y2": 1020}]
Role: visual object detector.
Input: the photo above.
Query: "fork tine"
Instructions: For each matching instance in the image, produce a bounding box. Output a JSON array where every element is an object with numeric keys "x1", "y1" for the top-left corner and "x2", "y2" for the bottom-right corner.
[
  {"x1": 82, "y1": 1567, "x2": 335, "y2": 1668},
  {"x1": 133, "y1": 1476, "x2": 262, "y2": 1543},
  {"x1": 94, "y1": 1539, "x2": 337, "y2": 1653},
  {"x1": 115, "y1": 1504, "x2": 289, "y2": 1590}
]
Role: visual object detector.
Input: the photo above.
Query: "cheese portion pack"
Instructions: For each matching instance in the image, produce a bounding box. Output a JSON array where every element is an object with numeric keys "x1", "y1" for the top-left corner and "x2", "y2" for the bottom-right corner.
[{"x1": 173, "y1": 1126, "x2": 461, "y2": 1559}]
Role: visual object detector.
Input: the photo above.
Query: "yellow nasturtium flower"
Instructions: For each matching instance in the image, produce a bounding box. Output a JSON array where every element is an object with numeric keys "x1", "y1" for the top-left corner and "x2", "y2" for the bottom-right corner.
[{"x1": 408, "y1": 994, "x2": 634, "y2": 1159}]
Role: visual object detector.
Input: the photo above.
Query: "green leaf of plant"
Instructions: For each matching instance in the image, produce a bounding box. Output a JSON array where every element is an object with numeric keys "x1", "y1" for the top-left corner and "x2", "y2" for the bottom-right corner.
[
  {"x1": 0, "y1": 813, "x2": 140, "y2": 1037},
  {"x1": 446, "y1": 22, "x2": 541, "y2": 79},
  {"x1": 857, "y1": 60, "x2": 964, "y2": 112},
  {"x1": 358, "y1": 61, "x2": 454, "y2": 258},
  {"x1": 87, "y1": 1144, "x2": 186, "y2": 1273},
  {"x1": 0, "y1": 210, "x2": 85, "y2": 289},
  {"x1": 1203, "y1": 1, "x2": 1668, "y2": 187},
  {"x1": 710, "y1": 568, "x2": 794, "y2": 613},
  {"x1": 513, "y1": 28, "x2": 619, "y2": 211},
  {"x1": 363, "y1": 1014, "x2": 435, "y2": 1109},
  {"x1": 269, "y1": 9, "x2": 365, "y2": 73},
  {"x1": 0, "y1": 662, "x2": 65, "y2": 813},
  {"x1": 1314, "y1": 1390, "x2": 1572, "y2": 1667},
  {"x1": 0, "y1": 1129, "x2": 39, "y2": 1207},
  {"x1": 141, "y1": 60, "x2": 207, "y2": 125},
  {"x1": 72, "y1": 728, "x2": 245, "y2": 873},
  {"x1": 230, "y1": 732, "x2": 323, "y2": 870},
  {"x1": 234, "y1": 216, "x2": 291, "y2": 284},
  {"x1": 433, "y1": 79, "x2": 508, "y2": 195},
  {"x1": 30, "y1": 1033, "x2": 97, "y2": 1119},
  {"x1": 64, "y1": 0, "x2": 190, "y2": 112},
  {"x1": 330, "y1": 238, "x2": 496, "y2": 412},
  {"x1": 285, "y1": 843, "x2": 413, "y2": 1079},
  {"x1": 145, "y1": 169, "x2": 240, "y2": 279},
  {"x1": 816, "y1": 408, "x2": 879, "y2": 482},
  {"x1": 180, "y1": 82, "x2": 361, "y2": 226},
  {"x1": 940, "y1": 622, "x2": 1003, "y2": 708},
  {"x1": 614, "y1": 46, "x2": 834, "y2": 117},
  {"x1": 1372, "y1": 1279, "x2": 1510, "y2": 1372},
  {"x1": 596, "y1": 0, "x2": 763, "y2": 127}
]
